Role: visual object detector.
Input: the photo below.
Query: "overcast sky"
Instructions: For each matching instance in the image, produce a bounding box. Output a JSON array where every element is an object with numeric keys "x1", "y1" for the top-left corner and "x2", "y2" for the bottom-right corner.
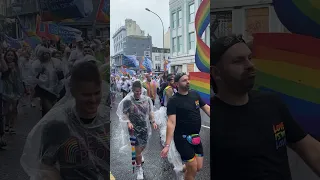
[{"x1": 110, "y1": 0, "x2": 170, "y2": 56}]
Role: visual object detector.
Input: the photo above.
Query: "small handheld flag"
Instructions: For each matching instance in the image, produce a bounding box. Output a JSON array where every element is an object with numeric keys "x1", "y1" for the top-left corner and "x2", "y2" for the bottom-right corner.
[{"x1": 129, "y1": 129, "x2": 136, "y2": 173}]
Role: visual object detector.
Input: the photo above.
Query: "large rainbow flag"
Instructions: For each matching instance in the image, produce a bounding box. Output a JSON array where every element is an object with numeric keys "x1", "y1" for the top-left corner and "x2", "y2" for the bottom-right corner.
[
  {"x1": 189, "y1": 72, "x2": 210, "y2": 105},
  {"x1": 189, "y1": 0, "x2": 210, "y2": 105},
  {"x1": 194, "y1": 0, "x2": 210, "y2": 73},
  {"x1": 252, "y1": 33, "x2": 320, "y2": 137},
  {"x1": 273, "y1": 0, "x2": 320, "y2": 39},
  {"x1": 96, "y1": 0, "x2": 109, "y2": 23}
]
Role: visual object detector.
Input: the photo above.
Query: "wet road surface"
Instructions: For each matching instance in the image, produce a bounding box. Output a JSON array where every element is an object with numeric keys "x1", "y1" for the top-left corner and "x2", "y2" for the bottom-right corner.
[{"x1": 110, "y1": 96, "x2": 211, "y2": 180}]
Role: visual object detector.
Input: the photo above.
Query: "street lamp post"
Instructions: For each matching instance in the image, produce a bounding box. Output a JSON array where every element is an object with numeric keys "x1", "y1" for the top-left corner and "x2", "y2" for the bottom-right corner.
[{"x1": 145, "y1": 8, "x2": 165, "y2": 72}]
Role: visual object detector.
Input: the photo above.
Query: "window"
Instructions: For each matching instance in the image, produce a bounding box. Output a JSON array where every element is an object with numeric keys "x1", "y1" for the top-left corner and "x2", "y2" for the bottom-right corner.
[
  {"x1": 172, "y1": 37, "x2": 176, "y2": 52},
  {"x1": 178, "y1": 10, "x2": 182, "y2": 27},
  {"x1": 178, "y1": 36, "x2": 182, "y2": 52},
  {"x1": 189, "y1": 3, "x2": 195, "y2": 23},
  {"x1": 156, "y1": 64, "x2": 161, "y2": 70},
  {"x1": 172, "y1": 12, "x2": 177, "y2": 29},
  {"x1": 155, "y1": 56, "x2": 160, "y2": 61},
  {"x1": 189, "y1": 32, "x2": 195, "y2": 50},
  {"x1": 144, "y1": 51, "x2": 150, "y2": 57}
]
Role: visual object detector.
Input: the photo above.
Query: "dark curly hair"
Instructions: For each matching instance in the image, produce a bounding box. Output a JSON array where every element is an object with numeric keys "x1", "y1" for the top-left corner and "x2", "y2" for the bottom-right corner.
[{"x1": 2, "y1": 49, "x2": 19, "y2": 79}]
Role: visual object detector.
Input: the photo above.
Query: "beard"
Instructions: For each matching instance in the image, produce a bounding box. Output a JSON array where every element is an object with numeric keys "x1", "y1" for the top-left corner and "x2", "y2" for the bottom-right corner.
[
  {"x1": 179, "y1": 84, "x2": 190, "y2": 91},
  {"x1": 235, "y1": 77, "x2": 255, "y2": 94}
]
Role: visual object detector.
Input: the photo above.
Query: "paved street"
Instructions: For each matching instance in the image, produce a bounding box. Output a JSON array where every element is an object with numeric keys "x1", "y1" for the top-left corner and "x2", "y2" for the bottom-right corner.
[
  {"x1": 0, "y1": 97, "x2": 318, "y2": 180},
  {"x1": 0, "y1": 104, "x2": 41, "y2": 180},
  {"x1": 110, "y1": 96, "x2": 211, "y2": 180}
]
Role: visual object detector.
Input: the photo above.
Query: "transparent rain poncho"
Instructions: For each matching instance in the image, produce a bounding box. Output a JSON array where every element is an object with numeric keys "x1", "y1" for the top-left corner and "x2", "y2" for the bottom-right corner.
[
  {"x1": 154, "y1": 107, "x2": 184, "y2": 173},
  {"x1": 20, "y1": 66, "x2": 110, "y2": 180},
  {"x1": 116, "y1": 92, "x2": 153, "y2": 154},
  {"x1": 29, "y1": 57, "x2": 65, "y2": 98}
]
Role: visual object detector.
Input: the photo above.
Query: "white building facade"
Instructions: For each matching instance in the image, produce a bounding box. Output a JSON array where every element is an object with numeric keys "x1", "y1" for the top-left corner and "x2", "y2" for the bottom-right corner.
[
  {"x1": 169, "y1": 0, "x2": 210, "y2": 74},
  {"x1": 211, "y1": 0, "x2": 290, "y2": 42},
  {"x1": 152, "y1": 47, "x2": 170, "y2": 72},
  {"x1": 113, "y1": 19, "x2": 146, "y2": 56},
  {"x1": 112, "y1": 19, "x2": 152, "y2": 72}
]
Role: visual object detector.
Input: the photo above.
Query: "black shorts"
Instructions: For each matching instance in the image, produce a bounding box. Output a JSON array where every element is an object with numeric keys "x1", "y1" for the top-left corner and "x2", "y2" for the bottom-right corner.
[
  {"x1": 34, "y1": 85, "x2": 57, "y2": 102},
  {"x1": 174, "y1": 134, "x2": 204, "y2": 162},
  {"x1": 130, "y1": 120, "x2": 148, "y2": 147}
]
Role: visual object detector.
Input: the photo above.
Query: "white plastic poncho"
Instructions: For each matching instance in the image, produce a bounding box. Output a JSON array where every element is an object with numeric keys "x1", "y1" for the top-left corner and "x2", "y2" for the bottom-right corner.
[
  {"x1": 154, "y1": 107, "x2": 184, "y2": 173},
  {"x1": 116, "y1": 92, "x2": 153, "y2": 153},
  {"x1": 29, "y1": 57, "x2": 64, "y2": 98},
  {"x1": 20, "y1": 79, "x2": 110, "y2": 180}
]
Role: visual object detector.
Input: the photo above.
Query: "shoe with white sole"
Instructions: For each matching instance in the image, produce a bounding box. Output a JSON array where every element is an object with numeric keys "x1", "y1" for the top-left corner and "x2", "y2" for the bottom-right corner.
[
  {"x1": 142, "y1": 155, "x2": 144, "y2": 164},
  {"x1": 136, "y1": 166, "x2": 144, "y2": 179}
]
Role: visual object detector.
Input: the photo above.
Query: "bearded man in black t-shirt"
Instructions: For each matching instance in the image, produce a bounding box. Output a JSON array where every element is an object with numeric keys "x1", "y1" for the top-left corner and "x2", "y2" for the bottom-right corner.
[
  {"x1": 211, "y1": 35, "x2": 320, "y2": 180},
  {"x1": 160, "y1": 73, "x2": 210, "y2": 180}
]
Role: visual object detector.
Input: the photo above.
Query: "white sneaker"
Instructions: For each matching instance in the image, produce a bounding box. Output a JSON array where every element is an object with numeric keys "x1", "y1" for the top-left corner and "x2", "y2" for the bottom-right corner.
[
  {"x1": 136, "y1": 166, "x2": 144, "y2": 179},
  {"x1": 142, "y1": 155, "x2": 144, "y2": 163}
]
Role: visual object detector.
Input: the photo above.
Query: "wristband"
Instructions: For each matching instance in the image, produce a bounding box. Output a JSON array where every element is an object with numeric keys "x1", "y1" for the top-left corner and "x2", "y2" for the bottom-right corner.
[{"x1": 165, "y1": 144, "x2": 170, "y2": 147}]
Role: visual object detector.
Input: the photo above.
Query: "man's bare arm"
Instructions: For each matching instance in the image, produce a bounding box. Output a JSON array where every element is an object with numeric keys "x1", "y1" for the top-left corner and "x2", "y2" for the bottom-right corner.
[
  {"x1": 165, "y1": 115, "x2": 176, "y2": 145},
  {"x1": 201, "y1": 105, "x2": 210, "y2": 117},
  {"x1": 290, "y1": 135, "x2": 320, "y2": 177}
]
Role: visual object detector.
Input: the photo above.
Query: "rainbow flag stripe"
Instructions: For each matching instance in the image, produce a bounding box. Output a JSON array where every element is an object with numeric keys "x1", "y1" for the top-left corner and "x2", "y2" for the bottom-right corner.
[
  {"x1": 252, "y1": 33, "x2": 320, "y2": 137},
  {"x1": 195, "y1": 0, "x2": 210, "y2": 73},
  {"x1": 189, "y1": 72, "x2": 210, "y2": 105},
  {"x1": 96, "y1": 0, "x2": 110, "y2": 23}
]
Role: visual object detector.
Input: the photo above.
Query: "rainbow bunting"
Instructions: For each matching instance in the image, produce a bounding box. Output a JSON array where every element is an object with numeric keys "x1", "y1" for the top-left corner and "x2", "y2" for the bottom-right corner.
[
  {"x1": 195, "y1": 0, "x2": 210, "y2": 73},
  {"x1": 129, "y1": 129, "x2": 136, "y2": 173},
  {"x1": 252, "y1": 33, "x2": 320, "y2": 138},
  {"x1": 189, "y1": 72, "x2": 210, "y2": 105}
]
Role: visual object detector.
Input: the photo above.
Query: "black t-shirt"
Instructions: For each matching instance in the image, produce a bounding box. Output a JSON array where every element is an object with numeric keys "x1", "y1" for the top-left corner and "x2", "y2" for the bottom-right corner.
[
  {"x1": 167, "y1": 90, "x2": 206, "y2": 135},
  {"x1": 211, "y1": 91, "x2": 307, "y2": 180},
  {"x1": 40, "y1": 119, "x2": 109, "y2": 180}
]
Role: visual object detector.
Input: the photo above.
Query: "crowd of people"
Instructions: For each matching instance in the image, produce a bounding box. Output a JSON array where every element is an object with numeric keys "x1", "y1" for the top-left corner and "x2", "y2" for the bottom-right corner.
[
  {"x1": 113, "y1": 70, "x2": 210, "y2": 180},
  {"x1": 0, "y1": 35, "x2": 110, "y2": 179}
]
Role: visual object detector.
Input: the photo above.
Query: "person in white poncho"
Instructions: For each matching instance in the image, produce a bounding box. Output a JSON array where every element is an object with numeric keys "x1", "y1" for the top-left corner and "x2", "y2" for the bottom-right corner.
[
  {"x1": 116, "y1": 80, "x2": 157, "y2": 180},
  {"x1": 30, "y1": 46, "x2": 65, "y2": 117},
  {"x1": 20, "y1": 61, "x2": 110, "y2": 180}
]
